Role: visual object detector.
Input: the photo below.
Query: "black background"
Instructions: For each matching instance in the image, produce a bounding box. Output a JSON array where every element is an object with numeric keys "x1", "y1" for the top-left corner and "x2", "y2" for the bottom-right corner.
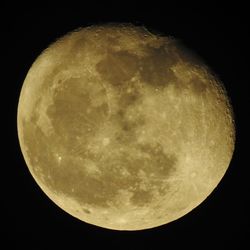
[{"x1": 3, "y1": 2, "x2": 249, "y2": 249}]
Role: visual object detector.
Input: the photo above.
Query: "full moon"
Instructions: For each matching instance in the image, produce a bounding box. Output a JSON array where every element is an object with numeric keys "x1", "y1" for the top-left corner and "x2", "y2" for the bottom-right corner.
[{"x1": 17, "y1": 24, "x2": 235, "y2": 230}]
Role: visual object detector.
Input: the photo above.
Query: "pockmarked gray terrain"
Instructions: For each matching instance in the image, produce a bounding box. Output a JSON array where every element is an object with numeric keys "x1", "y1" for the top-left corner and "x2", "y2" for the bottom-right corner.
[{"x1": 18, "y1": 24, "x2": 235, "y2": 230}]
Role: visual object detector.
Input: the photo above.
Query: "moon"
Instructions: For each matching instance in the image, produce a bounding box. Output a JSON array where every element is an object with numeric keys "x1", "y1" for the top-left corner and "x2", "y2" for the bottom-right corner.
[{"x1": 17, "y1": 24, "x2": 235, "y2": 230}]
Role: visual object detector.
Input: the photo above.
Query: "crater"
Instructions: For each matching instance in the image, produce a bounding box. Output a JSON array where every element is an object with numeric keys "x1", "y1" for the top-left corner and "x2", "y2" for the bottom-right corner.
[{"x1": 82, "y1": 208, "x2": 91, "y2": 214}]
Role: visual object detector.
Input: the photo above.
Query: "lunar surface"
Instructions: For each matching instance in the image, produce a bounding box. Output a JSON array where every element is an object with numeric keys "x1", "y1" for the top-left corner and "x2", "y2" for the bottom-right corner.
[{"x1": 17, "y1": 24, "x2": 235, "y2": 230}]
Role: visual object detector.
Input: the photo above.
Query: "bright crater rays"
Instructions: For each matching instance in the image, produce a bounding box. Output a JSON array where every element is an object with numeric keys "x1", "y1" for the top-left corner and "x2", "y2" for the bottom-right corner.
[{"x1": 17, "y1": 24, "x2": 235, "y2": 230}]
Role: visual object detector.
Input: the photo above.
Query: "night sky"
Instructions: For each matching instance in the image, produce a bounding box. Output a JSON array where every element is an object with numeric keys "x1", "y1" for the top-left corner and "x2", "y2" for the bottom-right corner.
[{"x1": 4, "y1": 2, "x2": 249, "y2": 249}]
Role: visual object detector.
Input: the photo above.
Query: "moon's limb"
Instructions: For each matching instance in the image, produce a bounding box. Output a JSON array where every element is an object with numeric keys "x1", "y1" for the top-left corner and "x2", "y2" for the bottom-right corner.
[{"x1": 17, "y1": 24, "x2": 235, "y2": 230}]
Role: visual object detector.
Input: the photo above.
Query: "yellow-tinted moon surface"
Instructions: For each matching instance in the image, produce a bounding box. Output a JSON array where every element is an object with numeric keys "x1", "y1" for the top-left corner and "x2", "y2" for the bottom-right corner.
[{"x1": 17, "y1": 24, "x2": 235, "y2": 230}]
